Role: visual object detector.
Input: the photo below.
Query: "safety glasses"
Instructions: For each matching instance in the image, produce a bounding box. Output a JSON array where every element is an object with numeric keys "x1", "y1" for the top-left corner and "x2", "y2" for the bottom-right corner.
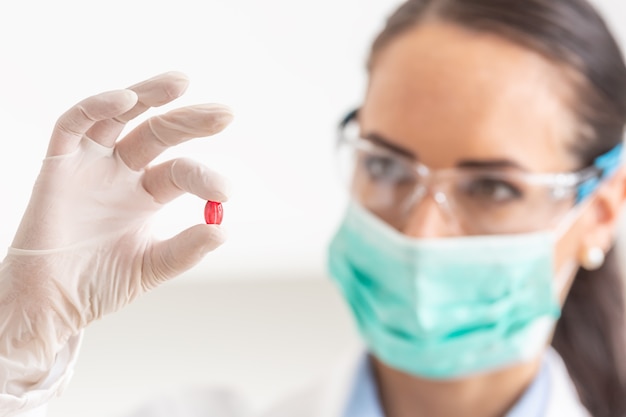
[{"x1": 336, "y1": 109, "x2": 621, "y2": 235}]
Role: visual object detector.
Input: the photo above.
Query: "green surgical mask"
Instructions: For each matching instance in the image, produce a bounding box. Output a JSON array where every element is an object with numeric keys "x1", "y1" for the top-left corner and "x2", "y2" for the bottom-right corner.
[{"x1": 327, "y1": 201, "x2": 566, "y2": 379}]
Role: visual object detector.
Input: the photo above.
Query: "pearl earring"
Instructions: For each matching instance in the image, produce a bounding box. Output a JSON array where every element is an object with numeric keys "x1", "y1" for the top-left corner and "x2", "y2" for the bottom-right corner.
[{"x1": 581, "y1": 247, "x2": 605, "y2": 271}]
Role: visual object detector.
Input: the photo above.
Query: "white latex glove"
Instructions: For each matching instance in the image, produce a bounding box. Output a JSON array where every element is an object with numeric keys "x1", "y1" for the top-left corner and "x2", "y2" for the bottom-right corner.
[{"x1": 0, "y1": 72, "x2": 232, "y2": 397}]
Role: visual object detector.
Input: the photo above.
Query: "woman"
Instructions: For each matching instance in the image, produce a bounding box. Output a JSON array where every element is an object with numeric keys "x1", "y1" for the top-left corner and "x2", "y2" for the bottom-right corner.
[{"x1": 1, "y1": 0, "x2": 625, "y2": 416}]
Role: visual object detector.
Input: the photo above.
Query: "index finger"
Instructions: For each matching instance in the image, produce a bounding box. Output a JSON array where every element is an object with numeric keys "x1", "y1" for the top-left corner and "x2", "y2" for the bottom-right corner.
[{"x1": 47, "y1": 89, "x2": 138, "y2": 157}]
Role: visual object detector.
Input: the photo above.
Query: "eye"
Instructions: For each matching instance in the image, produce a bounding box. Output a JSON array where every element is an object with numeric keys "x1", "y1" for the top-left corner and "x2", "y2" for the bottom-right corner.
[
  {"x1": 461, "y1": 177, "x2": 523, "y2": 203},
  {"x1": 361, "y1": 154, "x2": 414, "y2": 184}
]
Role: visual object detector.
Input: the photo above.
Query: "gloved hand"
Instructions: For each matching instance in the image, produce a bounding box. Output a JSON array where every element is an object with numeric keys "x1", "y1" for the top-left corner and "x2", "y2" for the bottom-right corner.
[{"x1": 0, "y1": 72, "x2": 232, "y2": 396}]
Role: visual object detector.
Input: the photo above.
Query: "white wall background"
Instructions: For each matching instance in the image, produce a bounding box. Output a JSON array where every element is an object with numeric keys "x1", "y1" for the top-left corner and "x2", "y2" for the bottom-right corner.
[
  {"x1": 0, "y1": 1, "x2": 625, "y2": 416},
  {"x1": 0, "y1": 0, "x2": 625, "y2": 282}
]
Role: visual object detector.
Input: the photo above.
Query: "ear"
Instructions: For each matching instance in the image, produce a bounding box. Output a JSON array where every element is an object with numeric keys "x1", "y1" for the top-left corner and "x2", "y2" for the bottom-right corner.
[{"x1": 578, "y1": 164, "x2": 626, "y2": 258}]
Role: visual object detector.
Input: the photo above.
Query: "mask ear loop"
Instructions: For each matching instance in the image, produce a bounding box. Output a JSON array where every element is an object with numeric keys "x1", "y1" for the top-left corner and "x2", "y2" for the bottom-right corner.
[
  {"x1": 553, "y1": 195, "x2": 594, "y2": 239},
  {"x1": 548, "y1": 195, "x2": 590, "y2": 293},
  {"x1": 553, "y1": 259, "x2": 579, "y2": 295}
]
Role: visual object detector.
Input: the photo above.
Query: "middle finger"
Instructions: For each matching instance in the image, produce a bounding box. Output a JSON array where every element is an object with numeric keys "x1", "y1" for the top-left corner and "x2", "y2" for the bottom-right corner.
[
  {"x1": 115, "y1": 104, "x2": 234, "y2": 171},
  {"x1": 85, "y1": 71, "x2": 190, "y2": 148}
]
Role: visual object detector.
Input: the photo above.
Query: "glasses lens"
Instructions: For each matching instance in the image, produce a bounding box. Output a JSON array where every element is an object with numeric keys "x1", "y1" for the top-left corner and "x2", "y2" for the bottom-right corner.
[
  {"x1": 444, "y1": 171, "x2": 576, "y2": 234},
  {"x1": 337, "y1": 138, "x2": 422, "y2": 227}
]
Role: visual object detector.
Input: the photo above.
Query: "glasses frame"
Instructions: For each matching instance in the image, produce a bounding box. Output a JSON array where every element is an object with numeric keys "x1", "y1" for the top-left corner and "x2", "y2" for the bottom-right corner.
[{"x1": 337, "y1": 109, "x2": 604, "y2": 205}]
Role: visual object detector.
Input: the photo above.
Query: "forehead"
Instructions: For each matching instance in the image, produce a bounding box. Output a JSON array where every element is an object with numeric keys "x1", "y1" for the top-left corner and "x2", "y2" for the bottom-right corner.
[{"x1": 362, "y1": 22, "x2": 580, "y2": 172}]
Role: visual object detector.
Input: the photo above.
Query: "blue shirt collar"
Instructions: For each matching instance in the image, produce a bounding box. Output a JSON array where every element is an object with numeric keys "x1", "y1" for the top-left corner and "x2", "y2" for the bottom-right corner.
[
  {"x1": 342, "y1": 353, "x2": 550, "y2": 417},
  {"x1": 342, "y1": 354, "x2": 384, "y2": 417}
]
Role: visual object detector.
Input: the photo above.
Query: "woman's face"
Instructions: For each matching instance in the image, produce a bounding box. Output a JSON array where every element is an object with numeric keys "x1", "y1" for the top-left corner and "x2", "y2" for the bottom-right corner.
[{"x1": 360, "y1": 22, "x2": 617, "y2": 299}]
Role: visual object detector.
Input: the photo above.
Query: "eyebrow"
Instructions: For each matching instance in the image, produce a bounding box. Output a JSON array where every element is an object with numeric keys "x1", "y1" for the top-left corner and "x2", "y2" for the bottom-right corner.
[
  {"x1": 457, "y1": 159, "x2": 529, "y2": 171},
  {"x1": 363, "y1": 132, "x2": 416, "y2": 159},
  {"x1": 364, "y1": 132, "x2": 530, "y2": 172}
]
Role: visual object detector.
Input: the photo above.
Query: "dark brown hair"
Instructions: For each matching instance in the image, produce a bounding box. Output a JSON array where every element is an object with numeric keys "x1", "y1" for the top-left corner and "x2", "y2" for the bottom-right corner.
[{"x1": 368, "y1": 1, "x2": 626, "y2": 416}]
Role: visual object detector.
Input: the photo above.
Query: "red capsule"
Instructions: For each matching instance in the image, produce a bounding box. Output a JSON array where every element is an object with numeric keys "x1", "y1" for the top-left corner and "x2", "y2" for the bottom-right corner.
[{"x1": 204, "y1": 201, "x2": 224, "y2": 225}]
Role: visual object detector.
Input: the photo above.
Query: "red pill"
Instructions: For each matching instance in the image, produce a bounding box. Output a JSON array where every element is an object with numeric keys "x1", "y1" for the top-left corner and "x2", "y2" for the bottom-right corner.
[{"x1": 204, "y1": 201, "x2": 224, "y2": 225}]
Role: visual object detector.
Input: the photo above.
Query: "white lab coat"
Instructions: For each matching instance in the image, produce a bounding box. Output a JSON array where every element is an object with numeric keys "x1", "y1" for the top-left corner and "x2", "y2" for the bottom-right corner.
[{"x1": 5, "y1": 340, "x2": 591, "y2": 417}]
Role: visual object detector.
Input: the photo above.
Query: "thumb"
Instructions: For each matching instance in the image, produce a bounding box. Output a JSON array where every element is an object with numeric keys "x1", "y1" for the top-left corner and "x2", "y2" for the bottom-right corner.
[{"x1": 143, "y1": 224, "x2": 227, "y2": 289}]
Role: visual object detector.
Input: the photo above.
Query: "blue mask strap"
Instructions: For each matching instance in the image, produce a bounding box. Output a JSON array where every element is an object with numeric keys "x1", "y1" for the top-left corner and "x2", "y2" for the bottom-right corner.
[{"x1": 576, "y1": 143, "x2": 624, "y2": 202}]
